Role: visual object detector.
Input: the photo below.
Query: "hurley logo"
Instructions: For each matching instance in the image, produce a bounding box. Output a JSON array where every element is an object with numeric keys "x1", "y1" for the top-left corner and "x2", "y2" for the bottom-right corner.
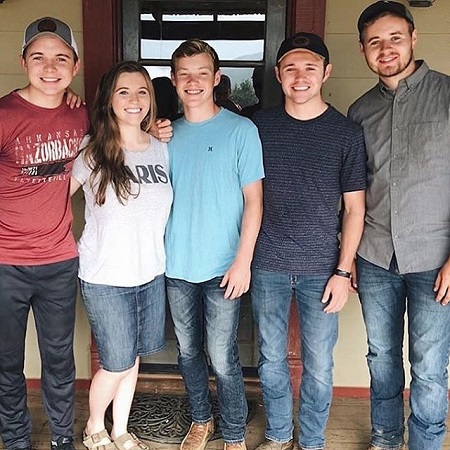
[{"x1": 207, "y1": 146, "x2": 213, "y2": 152}]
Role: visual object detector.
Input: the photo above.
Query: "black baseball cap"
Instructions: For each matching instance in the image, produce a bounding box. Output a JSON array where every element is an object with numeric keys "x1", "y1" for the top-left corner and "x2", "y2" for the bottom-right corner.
[
  {"x1": 358, "y1": 1, "x2": 415, "y2": 40},
  {"x1": 22, "y1": 17, "x2": 79, "y2": 58},
  {"x1": 276, "y1": 32, "x2": 330, "y2": 65}
]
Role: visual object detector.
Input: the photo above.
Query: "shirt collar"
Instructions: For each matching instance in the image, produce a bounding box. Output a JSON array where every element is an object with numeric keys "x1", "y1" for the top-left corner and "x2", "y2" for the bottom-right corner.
[{"x1": 378, "y1": 60, "x2": 429, "y2": 98}]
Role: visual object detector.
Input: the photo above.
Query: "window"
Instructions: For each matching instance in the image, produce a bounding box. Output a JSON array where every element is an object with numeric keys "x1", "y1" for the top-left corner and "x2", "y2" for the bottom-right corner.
[{"x1": 122, "y1": 0, "x2": 286, "y2": 112}]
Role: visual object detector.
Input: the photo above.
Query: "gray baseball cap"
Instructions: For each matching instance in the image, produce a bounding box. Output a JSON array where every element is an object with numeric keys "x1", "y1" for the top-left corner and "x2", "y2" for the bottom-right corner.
[{"x1": 22, "y1": 17, "x2": 79, "y2": 58}]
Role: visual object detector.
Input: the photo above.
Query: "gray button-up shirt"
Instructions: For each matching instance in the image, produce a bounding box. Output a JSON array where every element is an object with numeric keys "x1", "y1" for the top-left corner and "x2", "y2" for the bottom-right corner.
[{"x1": 348, "y1": 61, "x2": 450, "y2": 274}]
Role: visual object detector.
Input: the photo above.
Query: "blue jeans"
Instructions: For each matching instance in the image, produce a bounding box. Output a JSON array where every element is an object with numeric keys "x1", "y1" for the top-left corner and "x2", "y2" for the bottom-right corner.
[
  {"x1": 357, "y1": 255, "x2": 450, "y2": 450},
  {"x1": 166, "y1": 276, "x2": 247, "y2": 443},
  {"x1": 80, "y1": 274, "x2": 166, "y2": 372},
  {"x1": 251, "y1": 268, "x2": 338, "y2": 450}
]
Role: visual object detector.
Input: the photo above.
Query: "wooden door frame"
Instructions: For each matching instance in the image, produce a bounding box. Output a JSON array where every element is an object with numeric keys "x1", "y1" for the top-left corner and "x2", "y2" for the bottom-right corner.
[
  {"x1": 82, "y1": 0, "x2": 122, "y2": 106},
  {"x1": 287, "y1": 0, "x2": 327, "y2": 38}
]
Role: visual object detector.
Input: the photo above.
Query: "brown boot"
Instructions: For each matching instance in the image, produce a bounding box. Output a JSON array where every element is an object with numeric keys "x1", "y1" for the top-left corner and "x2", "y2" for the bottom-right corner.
[
  {"x1": 180, "y1": 420, "x2": 214, "y2": 450},
  {"x1": 224, "y1": 442, "x2": 247, "y2": 450},
  {"x1": 254, "y1": 439, "x2": 294, "y2": 450},
  {"x1": 224, "y1": 442, "x2": 246, "y2": 450}
]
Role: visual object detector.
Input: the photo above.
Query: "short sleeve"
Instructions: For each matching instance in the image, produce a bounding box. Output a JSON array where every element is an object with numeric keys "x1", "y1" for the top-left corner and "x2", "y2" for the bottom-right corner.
[
  {"x1": 340, "y1": 127, "x2": 367, "y2": 193},
  {"x1": 236, "y1": 119, "x2": 265, "y2": 188}
]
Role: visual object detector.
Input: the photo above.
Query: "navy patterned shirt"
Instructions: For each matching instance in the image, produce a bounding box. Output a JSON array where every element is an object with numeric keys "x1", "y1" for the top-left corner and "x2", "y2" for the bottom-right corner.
[{"x1": 252, "y1": 105, "x2": 367, "y2": 275}]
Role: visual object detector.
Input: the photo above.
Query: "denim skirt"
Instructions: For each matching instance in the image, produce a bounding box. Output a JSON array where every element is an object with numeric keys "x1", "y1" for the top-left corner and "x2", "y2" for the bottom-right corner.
[{"x1": 80, "y1": 274, "x2": 166, "y2": 372}]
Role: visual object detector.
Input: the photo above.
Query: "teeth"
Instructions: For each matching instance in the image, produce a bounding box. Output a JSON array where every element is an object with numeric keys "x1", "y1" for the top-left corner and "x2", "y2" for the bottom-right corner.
[
  {"x1": 293, "y1": 86, "x2": 309, "y2": 91},
  {"x1": 125, "y1": 108, "x2": 141, "y2": 113},
  {"x1": 186, "y1": 89, "x2": 202, "y2": 94},
  {"x1": 42, "y1": 77, "x2": 59, "y2": 82}
]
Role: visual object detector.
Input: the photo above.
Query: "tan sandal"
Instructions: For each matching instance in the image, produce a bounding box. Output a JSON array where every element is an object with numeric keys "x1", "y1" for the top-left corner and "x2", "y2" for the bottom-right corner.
[
  {"x1": 114, "y1": 432, "x2": 149, "y2": 450},
  {"x1": 83, "y1": 429, "x2": 116, "y2": 450}
]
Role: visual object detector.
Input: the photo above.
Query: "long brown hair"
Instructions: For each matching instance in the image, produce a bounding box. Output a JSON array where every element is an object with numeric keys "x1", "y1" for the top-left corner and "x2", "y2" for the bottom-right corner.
[{"x1": 84, "y1": 61, "x2": 156, "y2": 205}]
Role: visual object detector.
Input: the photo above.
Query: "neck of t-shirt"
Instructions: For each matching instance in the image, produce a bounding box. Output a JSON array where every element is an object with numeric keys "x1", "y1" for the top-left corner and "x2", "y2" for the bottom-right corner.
[
  {"x1": 17, "y1": 85, "x2": 65, "y2": 109},
  {"x1": 184, "y1": 102, "x2": 221, "y2": 123},
  {"x1": 284, "y1": 98, "x2": 329, "y2": 121}
]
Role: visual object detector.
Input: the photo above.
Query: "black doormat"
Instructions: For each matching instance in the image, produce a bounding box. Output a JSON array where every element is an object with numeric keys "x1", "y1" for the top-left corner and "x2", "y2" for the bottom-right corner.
[{"x1": 106, "y1": 393, "x2": 256, "y2": 444}]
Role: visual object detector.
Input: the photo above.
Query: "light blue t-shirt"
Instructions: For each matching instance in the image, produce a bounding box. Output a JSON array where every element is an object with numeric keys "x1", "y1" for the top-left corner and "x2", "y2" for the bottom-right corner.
[{"x1": 165, "y1": 108, "x2": 264, "y2": 283}]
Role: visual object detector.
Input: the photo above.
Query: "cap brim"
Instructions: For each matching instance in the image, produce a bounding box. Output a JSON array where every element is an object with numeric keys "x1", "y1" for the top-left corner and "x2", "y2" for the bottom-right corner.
[
  {"x1": 278, "y1": 48, "x2": 326, "y2": 63},
  {"x1": 22, "y1": 32, "x2": 78, "y2": 57}
]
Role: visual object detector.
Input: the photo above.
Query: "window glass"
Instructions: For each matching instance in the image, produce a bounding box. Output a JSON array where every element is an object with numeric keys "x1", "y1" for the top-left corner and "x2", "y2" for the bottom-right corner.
[{"x1": 140, "y1": 1, "x2": 265, "y2": 62}]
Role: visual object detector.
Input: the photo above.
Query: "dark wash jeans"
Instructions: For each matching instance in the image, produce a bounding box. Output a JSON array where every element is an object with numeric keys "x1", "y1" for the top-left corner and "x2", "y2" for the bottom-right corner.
[{"x1": 0, "y1": 258, "x2": 78, "y2": 450}]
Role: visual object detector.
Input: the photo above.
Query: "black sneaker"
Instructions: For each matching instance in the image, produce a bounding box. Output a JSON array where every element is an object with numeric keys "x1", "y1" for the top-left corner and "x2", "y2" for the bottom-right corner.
[{"x1": 50, "y1": 437, "x2": 74, "y2": 450}]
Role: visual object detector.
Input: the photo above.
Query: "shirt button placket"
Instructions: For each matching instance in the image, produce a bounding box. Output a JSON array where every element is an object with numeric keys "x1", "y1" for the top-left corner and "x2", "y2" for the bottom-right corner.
[{"x1": 390, "y1": 96, "x2": 402, "y2": 247}]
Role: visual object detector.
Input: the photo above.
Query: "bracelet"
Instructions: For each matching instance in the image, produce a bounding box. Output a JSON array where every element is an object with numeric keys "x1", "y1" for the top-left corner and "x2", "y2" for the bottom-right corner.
[{"x1": 334, "y1": 268, "x2": 351, "y2": 279}]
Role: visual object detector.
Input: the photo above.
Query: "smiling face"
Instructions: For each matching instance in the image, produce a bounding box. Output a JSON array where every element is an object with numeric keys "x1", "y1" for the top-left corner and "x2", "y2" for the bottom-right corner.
[
  {"x1": 360, "y1": 14, "x2": 417, "y2": 89},
  {"x1": 275, "y1": 49, "x2": 331, "y2": 115},
  {"x1": 111, "y1": 72, "x2": 152, "y2": 129},
  {"x1": 21, "y1": 35, "x2": 80, "y2": 106},
  {"x1": 171, "y1": 52, "x2": 221, "y2": 120}
]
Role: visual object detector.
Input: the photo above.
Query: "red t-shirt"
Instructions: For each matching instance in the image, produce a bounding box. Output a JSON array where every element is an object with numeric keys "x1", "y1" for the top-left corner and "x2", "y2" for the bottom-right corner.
[{"x1": 0, "y1": 91, "x2": 89, "y2": 265}]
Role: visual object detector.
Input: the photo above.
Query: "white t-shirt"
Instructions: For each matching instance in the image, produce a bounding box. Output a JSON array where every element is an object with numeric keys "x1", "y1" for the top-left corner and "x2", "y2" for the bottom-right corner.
[{"x1": 72, "y1": 136, "x2": 173, "y2": 287}]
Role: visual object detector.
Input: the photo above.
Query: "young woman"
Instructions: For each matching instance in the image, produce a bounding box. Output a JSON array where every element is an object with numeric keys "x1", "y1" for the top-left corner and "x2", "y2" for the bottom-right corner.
[{"x1": 71, "y1": 61, "x2": 173, "y2": 450}]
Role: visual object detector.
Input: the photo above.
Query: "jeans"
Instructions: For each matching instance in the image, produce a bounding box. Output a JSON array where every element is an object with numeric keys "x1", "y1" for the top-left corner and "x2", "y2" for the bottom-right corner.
[
  {"x1": 80, "y1": 274, "x2": 166, "y2": 372},
  {"x1": 357, "y1": 255, "x2": 450, "y2": 450},
  {"x1": 0, "y1": 259, "x2": 78, "y2": 450},
  {"x1": 166, "y1": 276, "x2": 247, "y2": 443},
  {"x1": 251, "y1": 268, "x2": 338, "y2": 450}
]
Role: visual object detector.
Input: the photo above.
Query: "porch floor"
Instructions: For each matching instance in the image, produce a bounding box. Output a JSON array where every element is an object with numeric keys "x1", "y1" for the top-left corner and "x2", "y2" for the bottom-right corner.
[{"x1": 2, "y1": 390, "x2": 450, "y2": 450}]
